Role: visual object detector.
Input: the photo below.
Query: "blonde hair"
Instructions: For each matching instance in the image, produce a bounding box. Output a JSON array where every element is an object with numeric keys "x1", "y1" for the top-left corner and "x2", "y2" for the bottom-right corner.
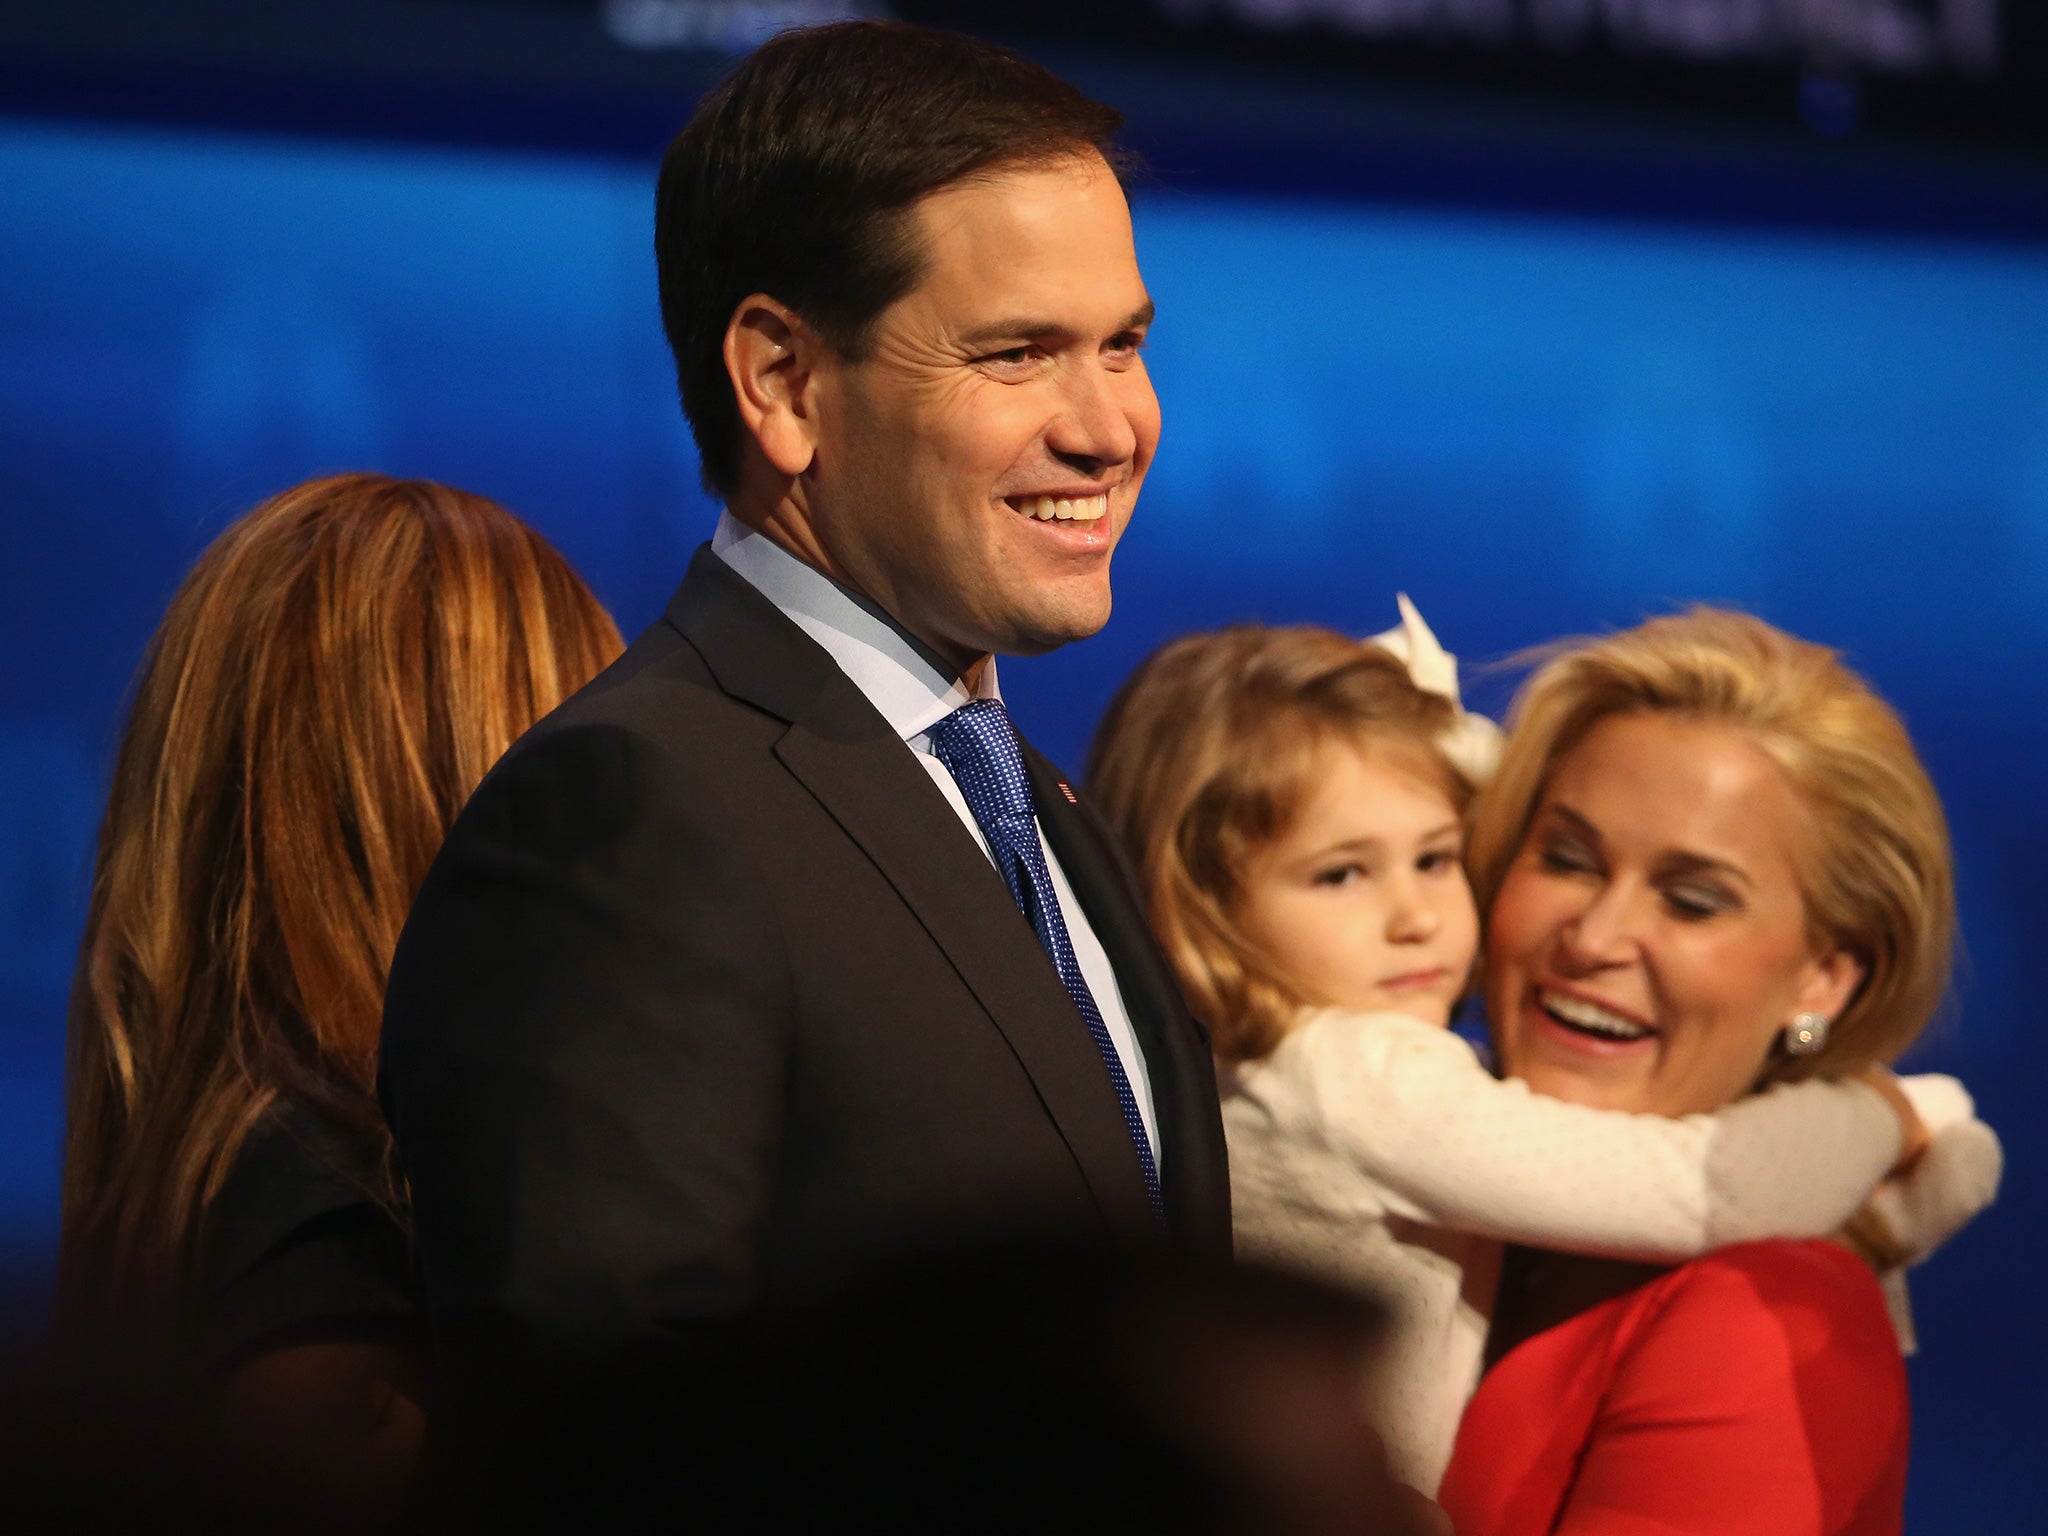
[
  {"x1": 1467, "y1": 607, "x2": 1953, "y2": 1082},
  {"x1": 1089, "y1": 624, "x2": 1466, "y2": 1063},
  {"x1": 60, "y1": 473, "x2": 624, "y2": 1341}
]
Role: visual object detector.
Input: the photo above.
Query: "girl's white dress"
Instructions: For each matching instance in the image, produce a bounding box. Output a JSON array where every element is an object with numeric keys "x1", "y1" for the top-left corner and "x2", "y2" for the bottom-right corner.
[{"x1": 1222, "y1": 1007, "x2": 1986, "y2": 1493}]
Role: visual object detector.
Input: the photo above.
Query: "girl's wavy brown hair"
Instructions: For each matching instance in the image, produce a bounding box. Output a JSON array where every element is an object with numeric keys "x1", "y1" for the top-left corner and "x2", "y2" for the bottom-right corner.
[
  {"x1": 1088, "y1": 624, "x2": 1465, "y2": 1063},
  {"x1": 59, "y1": 473, "x2": 622, "y2": 1344}
]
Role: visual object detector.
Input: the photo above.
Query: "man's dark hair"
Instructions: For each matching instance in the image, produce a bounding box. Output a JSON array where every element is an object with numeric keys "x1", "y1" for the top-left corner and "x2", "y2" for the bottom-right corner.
[{"x1": 654, "y1": 21, "x2": 1126, "y2": 497}]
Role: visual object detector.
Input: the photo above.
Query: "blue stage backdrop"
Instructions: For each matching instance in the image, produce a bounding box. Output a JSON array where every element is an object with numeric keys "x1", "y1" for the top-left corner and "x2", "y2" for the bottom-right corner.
[{"x1": 1, "y1": 114, "x2": 2042, "y2": 1527}]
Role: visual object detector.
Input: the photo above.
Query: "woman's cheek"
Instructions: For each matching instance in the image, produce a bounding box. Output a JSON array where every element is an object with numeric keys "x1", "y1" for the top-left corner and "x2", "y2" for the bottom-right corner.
[{"x1": 1484, "y1": 865, "x2": 1546, "y2": 962}]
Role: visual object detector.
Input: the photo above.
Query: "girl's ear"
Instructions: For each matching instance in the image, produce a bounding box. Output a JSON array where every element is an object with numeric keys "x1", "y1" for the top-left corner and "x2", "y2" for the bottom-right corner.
[{"x1": 724, "y1": 294, "x2": 822, "y2": 478}]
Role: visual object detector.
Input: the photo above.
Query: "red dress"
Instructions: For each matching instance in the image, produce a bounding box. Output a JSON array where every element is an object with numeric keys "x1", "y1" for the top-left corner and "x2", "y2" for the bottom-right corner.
[{"x1": 1438, "y1": 1240, "x2": 1907, "y2": 1536}]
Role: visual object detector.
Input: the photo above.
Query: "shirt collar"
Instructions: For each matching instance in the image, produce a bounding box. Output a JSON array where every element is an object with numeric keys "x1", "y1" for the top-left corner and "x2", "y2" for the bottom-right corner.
[{"x1": 711, "y1": 509, "x2": 1000, "y2": 743}]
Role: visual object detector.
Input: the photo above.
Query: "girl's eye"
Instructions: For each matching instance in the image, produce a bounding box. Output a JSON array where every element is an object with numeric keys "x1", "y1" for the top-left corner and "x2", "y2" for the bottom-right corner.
[
  {"x1": 1418, "y1": 848, "x2": 1462, "y2": 875},
  {"x1": 1311, "y1": 864, "x2": 1365, "y2": 888}
]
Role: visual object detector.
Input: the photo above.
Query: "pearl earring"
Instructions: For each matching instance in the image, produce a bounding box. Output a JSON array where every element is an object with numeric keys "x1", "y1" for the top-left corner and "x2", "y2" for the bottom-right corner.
[{"x1": 1785, "y1": 1012, "x2": 1831, "y2": 1056}]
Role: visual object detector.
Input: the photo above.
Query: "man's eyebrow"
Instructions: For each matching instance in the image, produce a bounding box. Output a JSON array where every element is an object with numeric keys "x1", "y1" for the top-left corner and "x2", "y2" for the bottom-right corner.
[
  {"x1": 958, "y1": 318, "x2": 1062, "y2": 349},
  {"x1": 957, "y1": 300, "x2": 1155, "y2": 351}
]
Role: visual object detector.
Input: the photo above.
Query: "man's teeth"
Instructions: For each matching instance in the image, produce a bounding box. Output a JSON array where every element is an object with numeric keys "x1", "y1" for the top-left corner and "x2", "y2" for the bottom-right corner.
[
  {"x1": 1016, "y1": 494, "x2": 1108, "y2": 523},
  {"x1": 1541, "y1": 991, "x2": 1653, "y2": 1042}
]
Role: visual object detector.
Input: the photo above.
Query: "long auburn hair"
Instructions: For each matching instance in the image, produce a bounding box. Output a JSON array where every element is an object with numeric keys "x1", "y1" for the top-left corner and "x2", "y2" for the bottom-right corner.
[
  {"x1": 1089, "y1": 624, "x2": 1466, "y2": 1063},
  {"x1": 60, "y1": 473, "x2": 622, "y2": 1338}
]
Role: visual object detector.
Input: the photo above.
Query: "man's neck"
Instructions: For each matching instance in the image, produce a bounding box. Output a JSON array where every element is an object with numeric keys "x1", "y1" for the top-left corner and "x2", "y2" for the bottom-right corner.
[
  {"x1": 734, "y1": 498, "x2": 839, "y2": 584},
  {"x1": 724, "y1": 497, "x2": 992, "y2": 695}
]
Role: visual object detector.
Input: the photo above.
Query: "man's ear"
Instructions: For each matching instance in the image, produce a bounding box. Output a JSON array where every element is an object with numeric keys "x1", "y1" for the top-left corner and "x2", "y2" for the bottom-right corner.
[{"x1": 724, "y1": 294, "x2": 825, "y2": 479}]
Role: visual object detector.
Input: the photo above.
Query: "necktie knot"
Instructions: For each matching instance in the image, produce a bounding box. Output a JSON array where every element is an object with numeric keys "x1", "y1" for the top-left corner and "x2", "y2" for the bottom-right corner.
[{"x1": 928, "y1": 698, "x2": 1035, "y2": 823}]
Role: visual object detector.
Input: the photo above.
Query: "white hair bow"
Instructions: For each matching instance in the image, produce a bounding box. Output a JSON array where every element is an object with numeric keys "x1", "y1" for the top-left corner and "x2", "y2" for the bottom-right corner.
[{"x1": 1367, "y1": 593, "x2": 1504, "y2": 788}]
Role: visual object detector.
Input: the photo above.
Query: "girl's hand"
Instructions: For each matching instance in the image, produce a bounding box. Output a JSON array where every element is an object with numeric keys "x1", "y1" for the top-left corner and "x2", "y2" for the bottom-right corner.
[
  {"x1": 1838, "y1": 1073, "x2": 2001, "y2": 1273},
  {"x1": 1853, "y1": 1066, "x2": 1931, "y2": 1176}
]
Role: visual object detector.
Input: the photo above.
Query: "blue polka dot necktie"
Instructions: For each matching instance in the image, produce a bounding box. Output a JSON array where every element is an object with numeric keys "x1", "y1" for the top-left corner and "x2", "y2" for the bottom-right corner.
[{"x1": 928, "y1": 698, "x2": 1165, "y2": 1224}]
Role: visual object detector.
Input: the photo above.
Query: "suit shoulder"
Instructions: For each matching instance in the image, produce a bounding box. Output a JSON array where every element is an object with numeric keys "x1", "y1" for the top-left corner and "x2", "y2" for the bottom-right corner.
[
  {"x1": 384, "y1": 624, "x2": 790, "y2": 1065},
  {"x1": 521, "y1": 612, "x2": 747, "y2": 745},
  {"x1": 457, "y1": 621, "x2": 770, "y2": 842}
]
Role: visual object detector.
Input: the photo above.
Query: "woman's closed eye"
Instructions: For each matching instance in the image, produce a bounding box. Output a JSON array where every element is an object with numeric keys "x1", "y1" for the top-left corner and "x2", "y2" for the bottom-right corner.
[
  {"x1": 1662, "y1": 880, "x2": 1740, "y2": 921},
  {"x1": 1537, "y1": 838, "x2": 1599, "y2": 876}
]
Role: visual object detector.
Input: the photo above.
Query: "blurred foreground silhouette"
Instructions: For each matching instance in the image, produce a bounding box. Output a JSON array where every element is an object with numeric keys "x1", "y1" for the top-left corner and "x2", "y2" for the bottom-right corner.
[{"x1": 4, "y1": 1247, "x2": 1445, "y2": 1533}]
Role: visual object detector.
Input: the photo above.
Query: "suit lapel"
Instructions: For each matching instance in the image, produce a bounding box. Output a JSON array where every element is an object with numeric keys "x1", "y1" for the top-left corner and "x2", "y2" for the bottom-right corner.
[
  {"x1": 665, "y1": 549, "x2": 1157, "y2": 1237},
  {"x1": 1023, "y1": 746, "x2": 1233, "y2": 1257}
]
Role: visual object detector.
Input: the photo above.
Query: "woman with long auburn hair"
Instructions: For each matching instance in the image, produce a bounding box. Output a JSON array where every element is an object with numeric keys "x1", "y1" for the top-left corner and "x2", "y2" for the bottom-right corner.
[{"x1": 59, "y1": 472, "x2": 622, "y2": 1491}]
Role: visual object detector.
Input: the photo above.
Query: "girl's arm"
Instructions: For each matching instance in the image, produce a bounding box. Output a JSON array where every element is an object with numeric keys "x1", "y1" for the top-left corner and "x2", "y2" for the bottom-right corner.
[
  {"x1": 1847, "y1": 1074, "x2": 2003, "y2": 1271},
  {"x1": 1250, "y1": 1009, "x2": 1910, "y2": 1261}
]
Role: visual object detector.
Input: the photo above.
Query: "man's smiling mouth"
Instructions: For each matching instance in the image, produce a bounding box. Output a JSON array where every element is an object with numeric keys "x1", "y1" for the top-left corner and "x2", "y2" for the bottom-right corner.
[{"x1": 1008, "y1": 493, "x2": 1108, "y2": 523}]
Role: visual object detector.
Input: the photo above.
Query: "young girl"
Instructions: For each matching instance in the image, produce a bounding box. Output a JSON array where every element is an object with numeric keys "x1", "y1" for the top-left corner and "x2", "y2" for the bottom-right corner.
[{"x1": 1087, "y1": 602, "x2": 1991, "y2": 1494}]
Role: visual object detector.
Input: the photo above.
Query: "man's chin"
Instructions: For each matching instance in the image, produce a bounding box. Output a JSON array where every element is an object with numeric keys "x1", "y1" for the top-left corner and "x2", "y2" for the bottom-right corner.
[{"x1": 993, "y1": 594, "x2": 1113, "y2": 657}]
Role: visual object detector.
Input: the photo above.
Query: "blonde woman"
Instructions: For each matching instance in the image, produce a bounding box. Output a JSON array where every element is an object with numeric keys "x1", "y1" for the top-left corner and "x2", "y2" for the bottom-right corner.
[
  {"x1": 60, "y1": 474, "x2": 621, "y2": 1495},
  {"x1": 1440, "y1": 609, "x2": 1995, "y2": 1535}
]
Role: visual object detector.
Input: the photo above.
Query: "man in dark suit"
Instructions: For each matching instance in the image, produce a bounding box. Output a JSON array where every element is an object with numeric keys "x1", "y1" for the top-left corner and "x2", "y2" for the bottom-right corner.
[{"x1": 378, "y1": 20, "x2": 1232, "y2": 1424}]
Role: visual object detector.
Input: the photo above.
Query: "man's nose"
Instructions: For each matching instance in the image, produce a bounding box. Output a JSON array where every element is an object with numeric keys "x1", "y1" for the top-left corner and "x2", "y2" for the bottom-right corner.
[{"x1": 1047, "y1": 359, "x2": 1143, "y2": 472}]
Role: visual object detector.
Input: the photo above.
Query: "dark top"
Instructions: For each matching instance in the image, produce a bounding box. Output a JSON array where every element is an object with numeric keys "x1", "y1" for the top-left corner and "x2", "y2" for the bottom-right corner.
[
  {"x1": 185, "y1": 1098, "x2": 418, "y2": 1382},
  {"x1": 379, "y1": 547, "x2": 1232, "y2": 1415}
]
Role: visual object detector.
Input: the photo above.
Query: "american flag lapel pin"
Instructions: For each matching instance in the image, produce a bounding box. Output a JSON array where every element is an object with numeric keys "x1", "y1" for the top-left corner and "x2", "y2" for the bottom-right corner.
[{"x1": 1057, "y1": 780, "x2": 1079, "y2": 805}]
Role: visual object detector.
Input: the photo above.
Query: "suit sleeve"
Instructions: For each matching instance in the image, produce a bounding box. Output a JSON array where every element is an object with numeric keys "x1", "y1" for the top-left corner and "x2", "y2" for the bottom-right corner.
[
  {"x1": 1252, "y1": 1010, "x2": 1900, "y2": 1260},
  {"x1": 378, "y1": 721, "x2": 792, "y2": 1396},
  {"x1": 1555, "y1": 1246, "x2": 1909, "y2": 1535}
]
